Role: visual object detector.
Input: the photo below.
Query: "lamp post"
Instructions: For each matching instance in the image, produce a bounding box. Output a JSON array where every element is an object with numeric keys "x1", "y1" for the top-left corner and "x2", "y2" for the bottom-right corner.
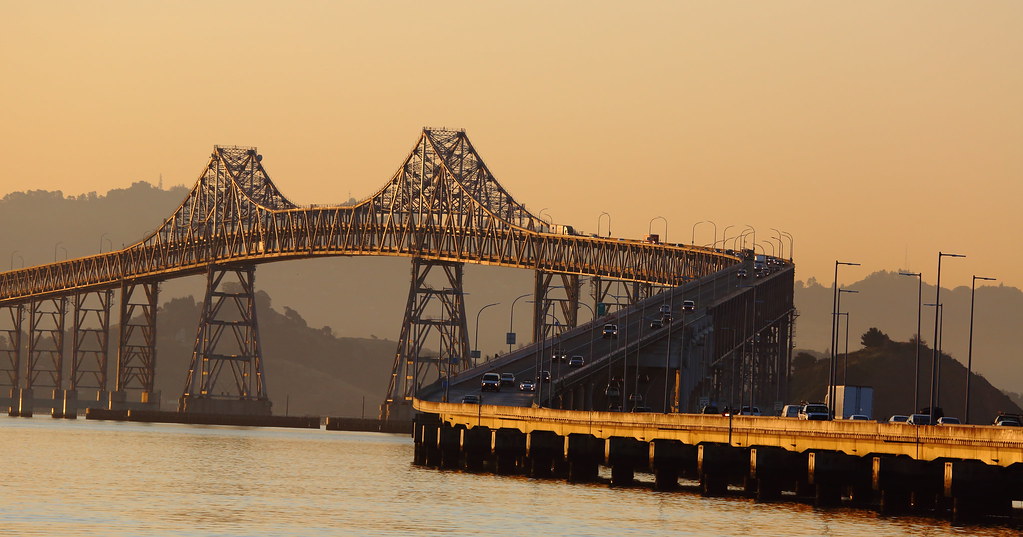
[
  {"x1": 930, "y1": 252, "x2": 965, "y2": 422},
  {"x1": 534, "y1": 286, "x2": 564, "y2": 407},
  {"x1": 835, "y1": 312, "x2": 849, "y2": 384},
  {"x1": 473, "y1": 302, "x2": 500, "y2": 365},
  {"x1": 9, "y1": 250, "x2": 21, "y2": 271},
  {"x1": 780, "y1": 231, "x2": 793, "y2": 261},
  {"x1": 694, "y1": 220, "x2": 717, "y2": 247},
  {"x1": 507, "y1": 293, "x2": 532, "y2": 353},
  {"x1": 770, "y1": 228, "x2": 784, "y2": 260},
  {"x1": 598, "y1": 212, "x2": 611, "y2": 237},
  {"x1": 834, "y1": 288, "x2": 859, "y2": 392},
  {"x1": 966, "y1": 275, "x2": 996, "y2": 423},
  {"x1": 99, "y1": 232, "x2": 111, "y2": 253},
  {"x1": 720, "y1": 225, "x2": 735, "y2": 249},
  {"x1": 649, "y1": 216, "x2": 667, "y2": 243},
  {"x1": 830, "y1": 261, "x2": 860, "y2": 412},
  {"x1": 899, "y1": 271, "x2": 923, "y2": 412},
  {"x1": 54, "y1": 241, "x2": 66, "y2": 262}
]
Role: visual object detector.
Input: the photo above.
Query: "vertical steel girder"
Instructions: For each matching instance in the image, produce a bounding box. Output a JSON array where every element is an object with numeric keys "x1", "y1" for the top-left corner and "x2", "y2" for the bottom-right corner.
[
  {"x1": 386, "y1": 258, "x2": 470, "y2": 405},
  {"x1": 532, "y1": 271, "x2": 581, "y2": 343},
  {"x1": 116, "y1": 281, "x2": 159, "y2": 394},
  {"x1": 0, "y1": 304, "x2": 24, "y2": 391},
  {"x1": 27, "y1": 297, "x2": 66, "y2": 391},
  {"x1": 71, "y1": 290, "x2": 112, "y2": 392},
  {"x1": 181, "y1": 265, "x2": 268, "y2": 403}
]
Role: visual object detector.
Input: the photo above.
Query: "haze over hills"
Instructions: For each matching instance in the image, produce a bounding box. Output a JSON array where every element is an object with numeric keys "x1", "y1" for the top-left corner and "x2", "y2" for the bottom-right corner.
[{"x1": 1, "y1": 184, "x2": 1020, "y2": 411}]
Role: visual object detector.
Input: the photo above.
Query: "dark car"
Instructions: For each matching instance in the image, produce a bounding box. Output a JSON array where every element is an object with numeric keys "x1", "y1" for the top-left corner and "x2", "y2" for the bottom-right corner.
[
  {"x1": 799, "y1": 404, "x2": 830, "y2": 421},
  {"x1": 568, "y1": 355, "x2": 584, "y2": 367},
  {"x1": 649, "y1": 318, "x2": 664, "y2": 329},
  {"x1": 737, "y1": 268, "x2": 748, "y2": 278},
  {"x1": 682, "y1": 300, "x2": 696, "y2": 312},
  {"x1": 518, "y1": 380, "x2": 535, "y2": 392},
  {"x1": 481, "y1": 372, "x2": 501, "y2": 392},
  {"x1": 602, "y1": 324, "x2": 619, "y2": 339},
  {"x1": 538, "y1": 370, "x2": 551, "y2": 383},
  {"x1": 461, "y1": 394, "x2": 481, "y2": 404},
  {"x1": 659, "y1": 304, "x2": 671, "y2": 315},
  {"x1": 700, "y1": 405, "x2": 719, "y2": 415}
]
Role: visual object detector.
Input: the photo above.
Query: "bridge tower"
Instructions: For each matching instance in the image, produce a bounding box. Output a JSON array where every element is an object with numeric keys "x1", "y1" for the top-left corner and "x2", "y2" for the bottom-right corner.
[
  {"x1": 0, "y1": 304, "x2": 23, "y2": 415},
  {"x1": 179, "y1": 264, "x2": 271, "y2": 416},
  {"x1": 532, "y1": 271, "x2": 581, "y2": 343},
  {"x1": 112, "y1": 280, "x2": 160, "y2": 410},
  {"x1": 382, "y1": 258, "x2": 470, "y2": 419}
]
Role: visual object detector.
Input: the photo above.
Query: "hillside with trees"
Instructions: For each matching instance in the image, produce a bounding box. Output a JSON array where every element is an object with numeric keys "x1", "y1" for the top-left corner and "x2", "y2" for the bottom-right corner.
[{"x1": 790, "y1": 329, "x2": 1021, "y2": 422}]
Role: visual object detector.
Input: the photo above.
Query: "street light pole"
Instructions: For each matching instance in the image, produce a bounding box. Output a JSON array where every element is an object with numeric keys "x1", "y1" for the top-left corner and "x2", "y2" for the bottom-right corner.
[
  {"x1": 930, "y1": 252, "x2": 964, "y2": 422},
  {"x1": 720, "y1": 225, "x2": 735, "y2": 249},
  {"x1": 598, "y1": 212, "x2": 611, "y2": 238},
  {"x1": 649, "y1": 216, "x2": 667, "y2": 243},
  {"x1": 508, "y1": 293, "x2": 531, "y2": 353},
  {"x1": 899, "y1": 271, "x2": 923, "y2": 412},
  {"x1": 9, "y1": 250, "x2": 20, "y2": 271},
  {"x1": 966, "y1": 275, "x2": 996, "y2": 423},
  {"x1": 473, "y1": 302, "x2": 500, "y2": 365},
  {"x1": 830, "y1": 261, "x2": 860, "y2": 412}
]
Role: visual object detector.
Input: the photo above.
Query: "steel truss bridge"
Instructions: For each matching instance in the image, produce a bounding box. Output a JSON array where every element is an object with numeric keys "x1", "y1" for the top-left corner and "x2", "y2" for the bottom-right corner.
[{"x1": 0, "y1": 128, "x2": 772, "y2": 418}]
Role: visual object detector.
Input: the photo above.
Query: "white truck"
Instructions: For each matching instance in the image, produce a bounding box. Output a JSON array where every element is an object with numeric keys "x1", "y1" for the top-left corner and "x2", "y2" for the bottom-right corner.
[{"x1": 830, "y1": 385, "x2": 874, "y2": 419}]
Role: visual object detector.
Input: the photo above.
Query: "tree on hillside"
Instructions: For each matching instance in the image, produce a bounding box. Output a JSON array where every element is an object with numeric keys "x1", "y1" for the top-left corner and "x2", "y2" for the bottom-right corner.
[
  {"x1": 861, "y1": 327, "x2": 890, "y2": 348},
  {"x1": 792, "y1": 352, "x2": 818, "y2": 371}
]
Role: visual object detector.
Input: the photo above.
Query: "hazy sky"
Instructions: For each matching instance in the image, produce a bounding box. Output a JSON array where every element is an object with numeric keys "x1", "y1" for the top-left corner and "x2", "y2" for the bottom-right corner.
[{"x1": 2, "y1": 2, "x2": 1020, "y2": 291}]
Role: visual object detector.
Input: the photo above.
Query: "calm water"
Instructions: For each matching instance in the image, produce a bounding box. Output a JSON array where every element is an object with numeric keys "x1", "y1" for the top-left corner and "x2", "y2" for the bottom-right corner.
[{"x1": 0, "y1": 417, "x2": 1017, "y2": 537}]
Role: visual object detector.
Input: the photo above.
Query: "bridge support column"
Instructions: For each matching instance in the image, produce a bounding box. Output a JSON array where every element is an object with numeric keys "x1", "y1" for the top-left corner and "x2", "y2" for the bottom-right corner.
[
  {"x1": 565, "y1": 433, "x2": 601, "y2": 483},
  {"x1": 872, "y1": 456, "x2": 922, "y2": 515},
  {"x1": 650, "y1": 439, "x2": 697, "y2": 490},
  {"x1": 943, "y1": 460, "x2": 1014, "y2": 523},
  {"x1": 460, "y1": 426, "x2": 492, "y2": 472},
  {"x1": 384, "y1": 259, "x2": 470, "y2": 412},
  {"x1": 15, "y1": 388, "x2": 33, "y2": 417},
  {"x1": 808, "y1": 451, "x2": 863, "y2": 507},
  {"x1": 0, "y1": 304, "x2": 24, "y2": 415},
  {"x1": 493, "y1": 428, "x2": 525, "y2": 475},
  {"x1": 53, "y1": 389, "x2": 78, "y2": 419},
  {"x1": 413, "y1": 414, "x2": 441, "y2": 466},
  {"x1": 749, "y1": 447, "x2": 803, "y2": 502},
  {"x1": 605, "y1": 437, "x2": 647, "y2": 487},
  {"x1": 71, "y1": 290, "x2": 113, "y2": 406},
  {"x1": 27, "y1": 297, "x2": 67, "y2": 414},
  {"x1": 532, "y1": 271, "x2": 580, "y2": 343},
  {"x1": 438, "y1": 423, "x2": 462, "y2": 469},
  {"x1": 699, "y1": 443, "x2": 748, "y2": 496},
  {"x1": 115, "y1": 280, "x2": 159, "y2": 410},
  {"x1": 526, "y1": 430, "x2": 562, "y2": 478},
  {"x1": 180, "y1": 266, "x2": 271, "y2": 416}
]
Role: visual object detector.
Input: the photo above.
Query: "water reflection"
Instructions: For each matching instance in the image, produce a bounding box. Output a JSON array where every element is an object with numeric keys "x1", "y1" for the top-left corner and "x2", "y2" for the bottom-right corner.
[{"x1": 0, "y1": 417, "x2": 1018, "y2": 537}]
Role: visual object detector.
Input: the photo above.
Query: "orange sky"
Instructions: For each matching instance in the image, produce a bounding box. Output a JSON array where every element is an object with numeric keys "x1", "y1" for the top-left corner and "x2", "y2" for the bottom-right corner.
[{"x1": 1, "y1": 2, "x2": 1020, "y2": 291}]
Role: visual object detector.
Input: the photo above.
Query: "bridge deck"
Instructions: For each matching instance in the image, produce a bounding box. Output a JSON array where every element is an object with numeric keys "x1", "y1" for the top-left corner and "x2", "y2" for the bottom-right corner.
[{"x1": 414, "y1": 399, "x2": 1023, "y2": 467}]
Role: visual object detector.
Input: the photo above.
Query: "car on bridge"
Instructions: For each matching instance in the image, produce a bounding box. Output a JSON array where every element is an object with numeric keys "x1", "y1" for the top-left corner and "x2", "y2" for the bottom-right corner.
[
  {"x1": 602, "y1": 324, "x2": 619, "y2": 338},
  {"x1": 649, "y1": 318, "x2": 664, "y2": 329},
  {"x1": 500, "y1": 372, "x2": 516, "y2": 386},
  {"x1": 937, "y1": 416, "x2": 961, "y2": 425},
  {"x1": 659, "y1": 304, "x2": 671, "y2": 315},
  {"x1": 538, "y1": 370, "x2": 551, "y2": 383},
  {"x1": 798, "y1": 403, "x2": 831, "y2": 421},
  {"x1": 907, "y1": 413, "x2": 932, "y2": 425},
  {"x1": 780, "y1": 404, "x2": 801, "y2": 418},
  {"x1": 737, "y1": 268, "x2": 748, "y2": 278},
  {"x1": 682, "y1": 300, "x2": 696, "y2": 312},
  {"x1": 518, "y1": 380, "x2": 535, "y2": 392},
  {"x1": 888, "y1": 415, "x2": 909, "y2": 423},
  {"x1": 568, "y1": 355, "x2": 584, "y2": 367},
  {"x1": 481, "y1": 373, "x2": 502, "y2": 392},
  {"x1": 461, "y1": 394, "x2": 481, "y2": 404}
]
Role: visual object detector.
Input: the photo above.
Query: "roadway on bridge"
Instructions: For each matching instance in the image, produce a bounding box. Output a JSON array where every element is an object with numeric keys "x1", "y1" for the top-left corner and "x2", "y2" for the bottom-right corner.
[{"x1": 425, "y1": 258, "x2": 773, "y2": 408}]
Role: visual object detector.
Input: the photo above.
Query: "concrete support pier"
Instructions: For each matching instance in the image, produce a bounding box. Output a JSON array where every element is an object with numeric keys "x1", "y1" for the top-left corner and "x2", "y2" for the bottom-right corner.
[{"x1": 565, "y1": 433, "x2": 601, "y2": 483}]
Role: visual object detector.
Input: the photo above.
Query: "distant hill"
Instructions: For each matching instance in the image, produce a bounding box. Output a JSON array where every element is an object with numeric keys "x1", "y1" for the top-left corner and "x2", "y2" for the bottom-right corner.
[{"x1": 790, "y1": 331, "x2": 1021, "y2": 422}]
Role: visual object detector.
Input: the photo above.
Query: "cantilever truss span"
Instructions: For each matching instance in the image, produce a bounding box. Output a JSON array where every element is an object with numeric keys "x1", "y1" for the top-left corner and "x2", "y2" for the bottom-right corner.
[{"x1": 0, "y1": 129, "x2": 740, "y2": 305}]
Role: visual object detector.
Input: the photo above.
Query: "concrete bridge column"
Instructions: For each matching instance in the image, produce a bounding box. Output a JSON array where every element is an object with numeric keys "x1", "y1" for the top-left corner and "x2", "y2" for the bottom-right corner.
[
  {"x1": 943, "y1": 460, "x2": 1014, "y2": 523},
  {"x1": 748, "y1": 447, "x2": 798, "y2": 501},
  {"x1": 565, "y1": 433, "x2": 602, "y2": 483},
  {"x1": 493, "y1": 428, "x2": 526, "y2": 475},
  {"x1": 438, "y1": 424, "x2": 462, "y2": 469},
  {"x1": 650, "y1": 439, "x2": 697, "y2": 490},
  {"x1": 56, "y1": 389, "x2": 78, "y2": 419},
  {"x1": 699, "y1": 443, "x2": 748, "y2": 496},
  {"x1": 413, "y1": 415, "x2": 441, "y2": 467},
  {"x1": 14, "y1": 388, "x2": 33, "y2": 417},
  {"x1": 526, "y1": 430, "x2": 562, "y2": 478},
  {"x1": 605, "y1": 437, "x2": 647, "y2": 487},
  {"x1": 808, "y1": 450, "x2": 863, "y2": 507},
  {"x1": 460, "y1": 426, "x2": 492, "y2": 473}
]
